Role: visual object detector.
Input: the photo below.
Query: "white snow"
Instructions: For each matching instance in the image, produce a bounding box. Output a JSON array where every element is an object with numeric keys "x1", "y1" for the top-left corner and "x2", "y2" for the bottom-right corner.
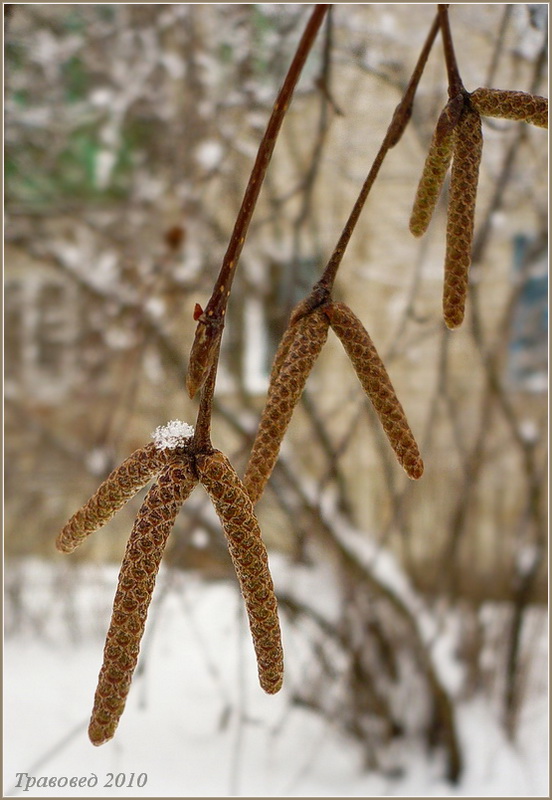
[
  {"x1": 515, "y1": 543, "x2": 541, "y2": 577},
  {"x1": 4, "y1": 559, "x2": 548, "y2": 798},
  {"x1": 243, "y1": 297, "x2": 270, "y2": 396},
  {"x1": 160, "y1": 52, "x2": 185, "y2": 80},
  {"x1": 85, "y1": 447, "x2": 112, "y2": 477},
  {"x1": 151, "y1": 420, "x2": 194, "y2": 450},
  {"x1": 195, "y1": 141, "x2": 224, "y2": 171},
  {"x1": 144, "y1": 297, "x2": 166, "y2": 320},
  {"x1": 518, "y1": 419, "x2": 540, "y2": 444},
  {"x1": 94, "y1": 150, "x2": 117, "y2": 190}
]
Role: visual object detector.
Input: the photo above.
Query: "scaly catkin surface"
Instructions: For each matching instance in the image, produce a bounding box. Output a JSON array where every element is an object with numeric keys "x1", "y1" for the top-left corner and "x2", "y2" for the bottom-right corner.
[
  {"x1": 270, "y1": 294, "x2": 329, "y2": 382},
  {"x1": 409, "y1": 107, "x2": 455, "y2": 237},
  {"x1": 269, "y1": 318, "x2": 302, "y2": 384},
  {"x1": 197, "y1": 450, "x2": 284, "y2": 694},
  {"x1": 443, "y1": 106, "x2": 483, "y2": 329},
  {"x1": 243, "y1": 309, "x2": 329, "y2": 505},
  {"x1": 88, "y1": 460, "x2": 198, "y2": 746},
  {"x1": 470, "y1": 88, "x2": 548, "y2": 129},
  {"x1": 325, "y1": 302, "x2": 424, "y2": 480},
  {"x1": 56, "y1": 443, "x2": 173, "y2": 554}
]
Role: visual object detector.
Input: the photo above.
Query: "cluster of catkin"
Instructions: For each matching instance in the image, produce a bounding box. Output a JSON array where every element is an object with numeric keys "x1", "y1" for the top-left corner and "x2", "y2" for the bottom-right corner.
[
  {"x1": 243, "y1": 298, "x2": 424, "y2": 505},
  {"x1": 410, "y1": 88, "x2": 548, "y2": 329},
  {"x1": 56, "y1": 66, "x2": 547, "y2": 751},
  {"x1": 57, "y1": 425, "x2": 283, "y2": 746}
]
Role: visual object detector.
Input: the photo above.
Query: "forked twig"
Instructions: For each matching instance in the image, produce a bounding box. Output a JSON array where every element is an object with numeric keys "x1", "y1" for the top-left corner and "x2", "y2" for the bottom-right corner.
[{"x1": 243, "y1": 12, "x2": 442, "y2": 502}]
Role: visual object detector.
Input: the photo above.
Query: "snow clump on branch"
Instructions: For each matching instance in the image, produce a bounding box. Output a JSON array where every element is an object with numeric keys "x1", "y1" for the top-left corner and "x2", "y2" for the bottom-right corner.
[{"x1": 152, "y1": 420, "x2": 195, "y2": 449}]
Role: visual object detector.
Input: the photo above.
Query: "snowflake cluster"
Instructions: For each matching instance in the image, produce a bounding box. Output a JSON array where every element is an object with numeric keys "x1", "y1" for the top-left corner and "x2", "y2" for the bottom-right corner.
[{"x1": 152, "y1": 420, "x2": 195, "y2": 450}]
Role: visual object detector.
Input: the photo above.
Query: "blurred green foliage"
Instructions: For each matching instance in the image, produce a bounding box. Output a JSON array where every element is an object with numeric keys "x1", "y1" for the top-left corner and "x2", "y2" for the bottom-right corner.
[{"x1": 5, "y1": 6, "x2": 138, "y2": 209}]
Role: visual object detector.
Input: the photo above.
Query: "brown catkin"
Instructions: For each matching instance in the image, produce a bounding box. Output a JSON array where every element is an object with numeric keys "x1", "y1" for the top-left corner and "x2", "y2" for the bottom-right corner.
[
  {"x1": 243, "y1": 308, "x2": 330, "y2": 505},
  {"x1": 56, "y1": 443, "x2": 175, "y2": 554},
  {"x1": 409, "y1": 107, "x2": 456, "y2": 237},
  {"x1": 88, "y1": 460, "x2": 197, "y2": 746},
  {"x1": 324, "y1": 302, "x2": 424, "y2": 480},
  {"x1": 270, "y1": 294, "x2": 329, "y2": 382},
  {"x1": 443, "y1": 106, "x2": 483, "y2": 329},
  {"x1": 470, "y1": 88, "x2": 548, "y2": 129},
  {"x1": 196, "y1": 450, "x2": 284, "y2": 694},
  {"x1": 268, "y1": 318, "x2": 301, "y2": 384}
]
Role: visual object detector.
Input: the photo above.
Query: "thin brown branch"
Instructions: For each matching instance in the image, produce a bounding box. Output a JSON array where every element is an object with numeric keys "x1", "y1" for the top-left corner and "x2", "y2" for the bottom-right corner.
[
  {"x1": 317, "y1": 10, "x2": 441, "y2": 293},
  {"x1": 192, "y1": 336, "x2": 221, "y2": 452},
  {"x1": 438, "y1": 4, "x2": 465, "y2": 98},
  {"x1": 186, "y1": 5, "x2": 330, "y2": 398}
]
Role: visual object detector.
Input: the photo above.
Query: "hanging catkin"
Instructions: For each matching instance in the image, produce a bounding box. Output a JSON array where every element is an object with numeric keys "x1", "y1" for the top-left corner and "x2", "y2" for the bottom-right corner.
[
  {"x1": 409, "y1": 105, "x2": 456, "y2": 237},
  {"x1": 196, "y1": 450, "x2": 284, "y2": 694},
  {"x1": 268, "y1": 318, "x2": 302, "y2": 384},
  {"x1": 470, "y1": 88, "x2": 548, "y2": 129},
  {"x1": 443, "y1": 105, "x2": 483, "y2": 329},
  {"x1": 88, "y1": 460, "x2": 198, "y2": 746},
  {"x1": 243, "y1": 308, "x2": 330, "y2": 504},
  {"x1": 56, "y1": 443, "x2": 173, "y2": 554},
  {"x1": 324, "y1": 302, "x2": 424, "y2": 480}
]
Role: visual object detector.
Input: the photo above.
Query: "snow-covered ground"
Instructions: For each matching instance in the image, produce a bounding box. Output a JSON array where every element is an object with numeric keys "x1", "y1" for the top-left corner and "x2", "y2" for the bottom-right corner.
[{"x1": 4, "y1": 559, "x2": 548, "y2": 797}]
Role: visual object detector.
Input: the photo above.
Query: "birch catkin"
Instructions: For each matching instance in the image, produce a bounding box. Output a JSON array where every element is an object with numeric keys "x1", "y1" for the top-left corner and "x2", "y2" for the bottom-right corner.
[
  {"x1": 197, "y1": 450, "x2": 284, "y2": 694},
  {"x1": 56, "y1": 443, "x2": 173, "y2": 554},
  {"x1": 88, "y1": 460, "x2": 198, "y2": 746},
  {"x1": 470, "y1": 88, "x2": 548, "y2": 129},
  {"x1": 243, "y1": 308, "x2": 330, "y2": 505},
  {"x1": 268, "y1": 318, "x2": 302, "y2": 384},
  {"x1": 324, "y1": 302, "x2": 424, "y2": 480},
  {"x1": 443, "y1": 106, "x2": 483, "y2": 329},
  {"x1": 409, "y1": 107, "x2": 456, "y2": 237}
]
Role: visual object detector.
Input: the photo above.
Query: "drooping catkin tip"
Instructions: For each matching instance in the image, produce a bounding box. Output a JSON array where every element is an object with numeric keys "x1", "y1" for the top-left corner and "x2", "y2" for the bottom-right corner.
[
  {"x1": 407, "y1": 457, "x2": 424, "y2": 480},
  {"x1": 409, "y1": 219, "x2": 426, "y2": 238},
  {"x1": 88, "y1": 720, "x2": 114, "y2": 746},
  {"x1": 409, "y1": 103, "x2": 457, "y2": 239},
  {"x1": 55, "y1": 535, "x2": 74, "y2": 554},
  {"x1": 55, "y1": 442, "x2": 174, "y2": 555},
  {"x1": 261, "y1": 673, "x2": 283, "y2": 694},
  {"x1": 444, "y1": 309, "x2": 465, "y2": 330},
  {"x1": 86, "y1": 461, "x2": 198, "y2": 746},
  {"x1": 197, "y1": 450, "x2": 284, "y2": 694},
  {"x1": 470, "y1": 87, "x2": 548, "y2": 129},
  {"x1": 325, "y1": 302, "x2": 424, "y2": 480}
]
